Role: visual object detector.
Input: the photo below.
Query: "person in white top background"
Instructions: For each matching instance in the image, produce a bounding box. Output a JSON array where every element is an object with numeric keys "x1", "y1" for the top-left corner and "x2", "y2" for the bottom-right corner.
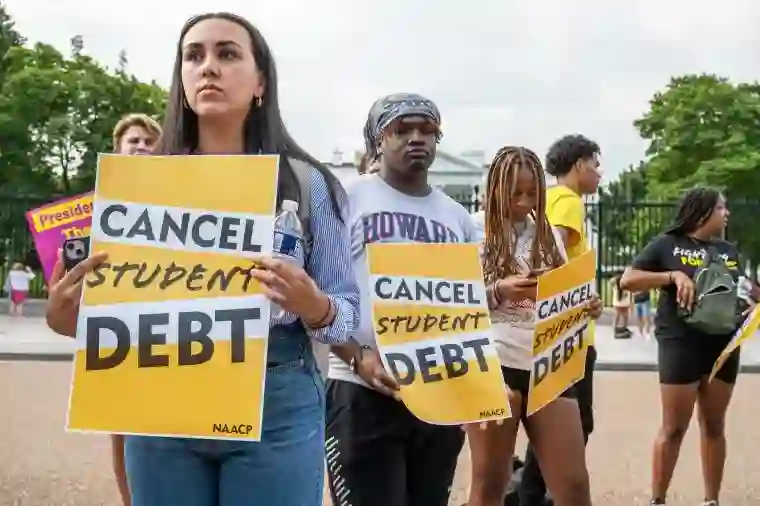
[
  {"x1": 4, "y1": 262, "x2": 36, "y2": 316},
  {"x1": 467, "y1": 146, "x2": 603, "y2": 506}
]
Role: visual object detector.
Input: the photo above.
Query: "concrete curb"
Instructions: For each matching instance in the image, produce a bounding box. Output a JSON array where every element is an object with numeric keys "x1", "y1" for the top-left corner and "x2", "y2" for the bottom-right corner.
[{"x1": 0, "y1": 353, "x2": 73, "y2": 362}]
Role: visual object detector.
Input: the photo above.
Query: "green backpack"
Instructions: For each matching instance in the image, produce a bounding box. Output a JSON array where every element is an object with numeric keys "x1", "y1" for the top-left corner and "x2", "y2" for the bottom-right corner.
[{"x1": 680, "y1": 247, "x2": 739, "y2": 335}]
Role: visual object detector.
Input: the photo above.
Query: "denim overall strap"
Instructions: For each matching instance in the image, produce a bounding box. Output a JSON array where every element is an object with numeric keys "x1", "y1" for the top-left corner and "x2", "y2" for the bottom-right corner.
[{"x1": 266, "y1": 321, "x2": 317, "y2": 374}]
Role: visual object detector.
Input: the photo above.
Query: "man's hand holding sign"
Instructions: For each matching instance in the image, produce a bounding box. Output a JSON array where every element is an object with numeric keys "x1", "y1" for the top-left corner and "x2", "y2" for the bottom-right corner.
[{"x1": 366, "y1": 242, "x2": 510, "y2": 425}]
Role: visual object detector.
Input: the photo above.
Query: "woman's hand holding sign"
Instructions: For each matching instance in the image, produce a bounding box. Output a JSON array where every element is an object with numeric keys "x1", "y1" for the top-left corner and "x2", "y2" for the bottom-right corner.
[
  {"x1": 251, "y1": 256, "x2": 335, "y2": 328},
  {"x1": 46, "y1": 250, "x2": 109, "y2": 337}
]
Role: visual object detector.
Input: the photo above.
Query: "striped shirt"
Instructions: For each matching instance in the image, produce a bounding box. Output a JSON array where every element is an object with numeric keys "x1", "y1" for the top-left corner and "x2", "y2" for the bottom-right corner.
[{"x1": 270, "y1": 167, "x2": 360, "y2": 345}]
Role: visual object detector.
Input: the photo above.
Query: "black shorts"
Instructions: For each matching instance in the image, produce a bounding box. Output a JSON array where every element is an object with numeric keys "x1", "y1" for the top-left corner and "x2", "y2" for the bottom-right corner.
[
  {"x1": 500, "y1": 366, "x2": 577, "y2": 420},
  {"x1": 657, "y1": 336, "x2": 740, "y2": 385},
  {"x1": 324, "y1": 379, "x2": 464, "y2": 506}
]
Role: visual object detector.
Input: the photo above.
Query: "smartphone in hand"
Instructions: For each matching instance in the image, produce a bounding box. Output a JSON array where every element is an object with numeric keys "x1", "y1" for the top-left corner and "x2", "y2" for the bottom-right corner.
[
  {"x1": 62, "y1": 236, "x2": 91, "y2": 271},
  {"x1": 529, "y1": 267, "x2": 551, "y2": 278}
]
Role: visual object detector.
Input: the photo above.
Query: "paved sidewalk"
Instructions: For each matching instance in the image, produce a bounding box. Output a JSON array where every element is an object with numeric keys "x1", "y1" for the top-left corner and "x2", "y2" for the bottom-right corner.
[
  {"x1": 0, "y1": 316, "x2": 74, "y2": 361},
  {"x1": 2, "y1": 363, "x2": 759, "y2": 506}
]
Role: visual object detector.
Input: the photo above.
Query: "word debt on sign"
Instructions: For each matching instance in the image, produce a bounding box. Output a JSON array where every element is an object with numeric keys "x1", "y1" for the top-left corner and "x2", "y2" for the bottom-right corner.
[
  {"x1": 67, "y1": 154, "x2": 280, "y2": 441},
  {"x1": 366, "y1": 242, "x2": 510, "y2": 426},
  {"x1": 527, "y1": 250, "x2": 596, "y2": 416},
  {"x1": 384, "y1": 337, "x2": 491, "y2": 385},
  {"x1": 83, "y1": 306, "x2": 262, "y2": 371}
]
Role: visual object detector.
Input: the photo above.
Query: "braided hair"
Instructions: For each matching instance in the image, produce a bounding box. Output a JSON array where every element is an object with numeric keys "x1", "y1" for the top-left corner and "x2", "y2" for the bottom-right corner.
[
  {"x1": 665, "y1": 187, "x2": 721, "y2": 236},
  {"x1": 482, "y1": 146, "x2": 564, "y2": 284}
]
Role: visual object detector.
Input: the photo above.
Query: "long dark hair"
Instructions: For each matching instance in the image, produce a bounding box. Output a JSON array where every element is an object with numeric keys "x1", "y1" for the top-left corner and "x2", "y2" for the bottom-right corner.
[
  {"x1": 664, "y1": 186, "x2": 721, "y2": 236},
  {"x1": 158, "y1": 12, "x2": 343, "y2": 217},
  {"x1": 481, "y1": 146, "x2": 563, "y2": 284}
]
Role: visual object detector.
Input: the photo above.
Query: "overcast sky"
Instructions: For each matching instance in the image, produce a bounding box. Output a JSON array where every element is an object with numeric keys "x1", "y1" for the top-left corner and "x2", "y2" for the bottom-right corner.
[{"x1": 6, "y1": 0, "x2": 760, "y2": 181}]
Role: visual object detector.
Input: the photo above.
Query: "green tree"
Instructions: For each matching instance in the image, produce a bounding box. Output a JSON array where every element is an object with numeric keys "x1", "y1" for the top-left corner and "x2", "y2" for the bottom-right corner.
[
  {"x1": 0, "y1": 1, "x2": 24, "y2": 83},
  {"x1": 635, "y1": 73, "x2": 760, "y2": 264},
  {"x1": 635, "y1": 74, "x2": 760, "y2": 199},
  {"x1": 0, "y1": 22, "x2": 166, "y2": 277},
  {"x1": 0, "y1": 38, "x2": 166, "y2": 195}
]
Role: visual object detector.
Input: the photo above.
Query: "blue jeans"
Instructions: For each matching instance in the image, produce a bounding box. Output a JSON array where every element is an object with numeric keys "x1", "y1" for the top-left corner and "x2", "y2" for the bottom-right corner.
[{"x1": 124, "y1": 325, "x2": 325, "y2": 506}]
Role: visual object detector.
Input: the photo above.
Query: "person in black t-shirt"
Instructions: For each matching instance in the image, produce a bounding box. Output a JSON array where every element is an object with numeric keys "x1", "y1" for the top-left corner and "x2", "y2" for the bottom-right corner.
[{"x1": 620, "y1": 187, "x2": 747, "y2": 506}]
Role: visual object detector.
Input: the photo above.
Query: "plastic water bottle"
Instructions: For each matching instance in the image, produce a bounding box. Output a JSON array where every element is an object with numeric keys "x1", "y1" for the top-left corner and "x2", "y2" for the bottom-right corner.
[{"x1": 271, "y1": 199, "x2": 302, "y2": 319}]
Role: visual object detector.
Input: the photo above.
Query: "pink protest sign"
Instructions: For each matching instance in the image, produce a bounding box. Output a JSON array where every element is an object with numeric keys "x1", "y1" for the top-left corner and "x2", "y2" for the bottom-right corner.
[{"x1": 25, "y1": 192, "x2": 93, "y2": 282}]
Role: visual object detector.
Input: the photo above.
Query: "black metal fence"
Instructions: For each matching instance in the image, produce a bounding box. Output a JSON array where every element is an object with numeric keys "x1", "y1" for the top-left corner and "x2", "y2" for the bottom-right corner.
[{"x1": 1, "y1": 191, "x2": 757, "y2": 300}]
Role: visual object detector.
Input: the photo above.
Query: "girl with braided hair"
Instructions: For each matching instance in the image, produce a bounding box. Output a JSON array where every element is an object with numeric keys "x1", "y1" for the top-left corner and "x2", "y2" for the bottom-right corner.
[{"x1": 467, "y1": 146, "x2": 602, "y2": 506}]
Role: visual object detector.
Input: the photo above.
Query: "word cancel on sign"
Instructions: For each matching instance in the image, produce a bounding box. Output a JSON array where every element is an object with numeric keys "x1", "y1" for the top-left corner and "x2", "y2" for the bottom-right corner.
[
  {"x1": 527, "y1": 250, "x2": 596, "y2": 416},
  {"x1": 367, "y1": 243, "x2": 510, "y2": 426}
]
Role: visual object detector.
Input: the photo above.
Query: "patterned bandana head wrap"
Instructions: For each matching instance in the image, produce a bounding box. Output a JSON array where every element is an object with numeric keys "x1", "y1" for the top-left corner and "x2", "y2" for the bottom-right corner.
[{"x1": 362, "y1": 93, "x2": 442, "y2": 160}]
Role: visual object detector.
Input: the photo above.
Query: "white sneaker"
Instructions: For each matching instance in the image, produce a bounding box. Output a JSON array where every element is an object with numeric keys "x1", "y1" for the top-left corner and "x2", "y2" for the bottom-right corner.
[{"x1": 701, "y1": 501, "x2": 718, "y2": 506}]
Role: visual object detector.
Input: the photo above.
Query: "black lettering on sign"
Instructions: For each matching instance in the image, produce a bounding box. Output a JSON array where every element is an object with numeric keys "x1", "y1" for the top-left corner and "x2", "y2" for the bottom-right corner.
[
  {"x1": 533, "y1": 308, "x2": 587, "y2": 352},
  {"x1": 100, "y1": 204, "x2": 128, "y2": 237},
  {"x1": 374, "y1": 277, "x2": 482, "y2": 305},
  {"x1": 177, "y1": 311, "x2": 214, "y2": 366},
  {"x1": 138, "y1": 313, "x2": 170, "y2": 368},
  {"x1": 383, "y1": 337, "x2": 491, "y2": 386},
  {"x1": 375, "y1": 311, "x2": 488, "y2": 335},
  {"x1": 212, "y1": 423, "x2": 254, "y2": 435},
  {"x1": 85, "y1": 261, "x2": 256, "y2": 294},
  {"x1": 85, "y1": 317, "x2": 130, "y2": 371},
  {"x1": 536, "y1": 283, "x2": 594, "y2": 320},
  {"x1": 83, "y1": 308, "x2": 261, "y2": 371},
  {"x1": 532, "y1": 324, "x2": 587, "y2": 388},
  {"x1": 97, "y1": 204, "x2": 261, "y2": 252},
  {"x1": 479, "y1": 408, "x2": 506, "y2": 418}
]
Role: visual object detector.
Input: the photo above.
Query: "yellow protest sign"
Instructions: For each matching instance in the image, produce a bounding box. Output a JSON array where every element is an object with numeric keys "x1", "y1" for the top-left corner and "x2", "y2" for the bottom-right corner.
[
  {"x1": 66, "y1": 154, "x2": 279, "y2": 441},
  {"x1": 367, "y1": 242, "x2": 510, "y2": 425},
  {"x1": 709, "y1": 304, "x2": 760, "y2": 382},
  {"x1": 528, "y1": 250, "x2": 596, "y2": 416}
]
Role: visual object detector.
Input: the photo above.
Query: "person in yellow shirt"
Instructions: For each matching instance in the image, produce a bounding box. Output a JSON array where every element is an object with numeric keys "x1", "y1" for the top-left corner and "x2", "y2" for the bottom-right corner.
[{"x1": 519, "y1": 134, "x2": 601, "y2": 506}]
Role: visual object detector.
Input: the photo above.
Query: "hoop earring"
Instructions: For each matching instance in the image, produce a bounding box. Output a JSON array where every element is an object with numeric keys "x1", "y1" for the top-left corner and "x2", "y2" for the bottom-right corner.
[
  {"x1": 183, "y1": 96, "x2": 190, "y2": 109},
  {"x1": 255, "y1": 96, "x2": 263, "y2": 108}
]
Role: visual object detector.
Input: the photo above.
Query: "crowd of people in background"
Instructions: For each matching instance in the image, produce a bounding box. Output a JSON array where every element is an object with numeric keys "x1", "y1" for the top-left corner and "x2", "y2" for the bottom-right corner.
[{"x1": 30, "y1": 10, "x2": 755, "y2": 506}]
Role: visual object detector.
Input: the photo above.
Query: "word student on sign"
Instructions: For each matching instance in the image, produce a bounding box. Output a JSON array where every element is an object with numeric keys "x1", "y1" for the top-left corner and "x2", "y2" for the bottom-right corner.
[
  {"x1": 466, "y1": 145, "x2": 602, "y2": 506},
  {"x1": 49, "y1": 11, "x2": 360, "y2": 506}
]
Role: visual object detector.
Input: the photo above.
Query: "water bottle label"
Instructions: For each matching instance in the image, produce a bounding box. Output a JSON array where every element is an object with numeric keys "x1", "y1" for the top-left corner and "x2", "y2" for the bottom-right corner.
[{"x1": 273, "y1": 231, "x2": 298, "y2": 256}]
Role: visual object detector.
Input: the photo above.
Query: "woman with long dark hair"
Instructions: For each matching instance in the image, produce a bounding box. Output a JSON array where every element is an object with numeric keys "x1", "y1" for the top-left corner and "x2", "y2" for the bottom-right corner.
[
  {"x1": 620, "y1": 187, "x2": 746, "y2": 506},
  {"x1": 45, "y1": 12, "x2": 359, "y2": 506}
]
